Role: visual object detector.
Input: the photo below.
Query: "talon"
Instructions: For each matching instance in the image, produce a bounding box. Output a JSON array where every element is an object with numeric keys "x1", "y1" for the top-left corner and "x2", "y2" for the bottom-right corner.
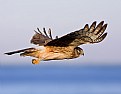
[{"x1": 32, "y1": 59, "x2": 40, "y2": 64}]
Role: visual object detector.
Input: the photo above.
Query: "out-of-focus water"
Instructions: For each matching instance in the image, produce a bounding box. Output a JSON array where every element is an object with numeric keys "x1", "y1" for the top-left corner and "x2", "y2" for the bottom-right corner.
[{"x1": 0, "y1": 64, "x2": 121, "y2": 94}]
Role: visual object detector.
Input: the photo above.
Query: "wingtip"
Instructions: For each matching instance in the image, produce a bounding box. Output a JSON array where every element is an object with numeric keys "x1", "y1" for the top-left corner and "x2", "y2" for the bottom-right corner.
[
  {"x1": 93, "y1": 21, "x2": 97, "y2": 24},
  {"x1": 93, "y1": 32, "x2": 107, "y2": 43},
  {"x1": 104, "y1": 32, "x2": 108, "y2": 37},
  {"x1": 93, "y1": 21, "x2": 106, "y2": 26},
  {"x1": 4, "y1": 53, "x2": 7, "y2": 55},
  {"x1": 43, "y1": 27, "x2": 46, "y2": 31},
  {"x1": 97, "y1": 21, "x2": 104, "y2": 27},
  {"x1": 100, "y1": 21, "x2": 104, "y2": 24},
  {"x1": 91, "y1": 21, "x2": 97, "y2": 26},
  {"x1": 104, "y1": 23, "x2": 108, "y2": 28},
  {"x1": 37, "y1": 28, "x2": 42, "y2": 34},
  {"x1": 83, "y1": 24, "x2": 89, "y2": 31},
  {"x1": 4, "y1": 52, "x2": 12, "y2": 55},
  {"x1": 99, "y1": 32, "x2": 108, "y2": 41}
]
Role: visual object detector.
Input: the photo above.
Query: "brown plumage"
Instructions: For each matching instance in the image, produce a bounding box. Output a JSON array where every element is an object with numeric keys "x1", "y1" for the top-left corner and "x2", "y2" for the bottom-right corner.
[{"x1": 5, "y1": 21, "x2": 108, "y2": 64}]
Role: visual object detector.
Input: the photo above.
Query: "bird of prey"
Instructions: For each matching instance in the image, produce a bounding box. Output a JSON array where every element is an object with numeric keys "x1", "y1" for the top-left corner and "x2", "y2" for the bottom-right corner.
[{"x1": 5, "y1": 21, "x2": 107, "y2": 64}]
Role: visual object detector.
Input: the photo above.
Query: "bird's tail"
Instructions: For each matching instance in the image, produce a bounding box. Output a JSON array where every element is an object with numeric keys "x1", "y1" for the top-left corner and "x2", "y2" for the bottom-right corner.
[{"x1": 4, "y1": 48, "x2": 36, "y2": 55}]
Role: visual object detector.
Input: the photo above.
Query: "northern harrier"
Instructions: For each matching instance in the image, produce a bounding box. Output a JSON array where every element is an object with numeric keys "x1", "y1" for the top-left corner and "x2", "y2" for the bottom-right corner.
[{"x1": 5, "y1": 21, "x2": 107, "y2": 64}]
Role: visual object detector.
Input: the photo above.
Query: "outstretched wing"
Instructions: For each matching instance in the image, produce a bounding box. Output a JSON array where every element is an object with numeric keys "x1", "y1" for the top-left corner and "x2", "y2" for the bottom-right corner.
[
  {"x1": 45, "y1": 21, "x2": 107, "y2": 47},
  {"x1": 31, "y1": 28, "x2": 53, "y2": 46}
]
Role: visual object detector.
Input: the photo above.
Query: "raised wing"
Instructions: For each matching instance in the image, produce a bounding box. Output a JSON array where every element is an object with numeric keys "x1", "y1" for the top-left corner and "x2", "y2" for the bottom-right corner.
[
  {"x1": 31, "y1": 28, "x2": 53, "y2": 46},
  {"x1": 45, "y1": 21, "x2": 107, "y2": 47}
]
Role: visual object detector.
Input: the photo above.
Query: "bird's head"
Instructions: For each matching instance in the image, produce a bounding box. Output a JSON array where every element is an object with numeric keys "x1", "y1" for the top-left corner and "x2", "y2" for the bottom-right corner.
[{"x1": 74, "y1": 47, "x2": 84, "y2": 57}]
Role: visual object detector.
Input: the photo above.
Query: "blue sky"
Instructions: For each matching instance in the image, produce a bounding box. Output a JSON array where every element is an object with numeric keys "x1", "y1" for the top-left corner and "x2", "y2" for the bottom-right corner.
[{"x1": 0, "y1": 0, "x2": 121, "y2": 65}]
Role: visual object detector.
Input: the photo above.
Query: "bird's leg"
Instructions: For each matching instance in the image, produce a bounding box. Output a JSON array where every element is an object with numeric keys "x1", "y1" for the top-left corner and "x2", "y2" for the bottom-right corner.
[{"x1": 32, "y1": 58, "x2": 41, "y2": 64}]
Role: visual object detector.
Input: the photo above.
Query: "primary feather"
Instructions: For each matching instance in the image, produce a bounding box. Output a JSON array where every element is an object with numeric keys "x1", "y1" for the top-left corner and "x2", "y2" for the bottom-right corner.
[{"x1": 46, "y1": 21, "x2": 107, "y2": 47}]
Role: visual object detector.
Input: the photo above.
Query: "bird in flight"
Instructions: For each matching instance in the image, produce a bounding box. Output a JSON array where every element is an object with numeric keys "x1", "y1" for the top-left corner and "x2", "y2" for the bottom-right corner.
[{"x1": 5, "y1": 21, "x2": 107, "y2": 64}]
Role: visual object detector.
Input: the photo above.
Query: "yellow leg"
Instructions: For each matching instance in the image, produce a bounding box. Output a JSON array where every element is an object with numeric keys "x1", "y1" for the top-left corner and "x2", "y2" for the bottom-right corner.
[{"x1": 32, "y1": 59, "x2": 40, "y2": 64}]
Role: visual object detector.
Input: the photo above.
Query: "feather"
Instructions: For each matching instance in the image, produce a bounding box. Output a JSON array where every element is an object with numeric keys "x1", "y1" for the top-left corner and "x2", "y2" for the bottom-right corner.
[
  {"x1": 46, "y1": 21, "x2": 108, "y2": 47},
  {"x1": 31, "y1": 28, "x2": 53, "y2": 46}
]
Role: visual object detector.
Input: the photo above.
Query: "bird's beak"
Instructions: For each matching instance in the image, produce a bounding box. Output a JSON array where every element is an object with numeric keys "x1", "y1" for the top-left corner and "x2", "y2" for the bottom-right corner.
[{"x1": 82, "y1": 53, "x2": 84, "y2": 56}]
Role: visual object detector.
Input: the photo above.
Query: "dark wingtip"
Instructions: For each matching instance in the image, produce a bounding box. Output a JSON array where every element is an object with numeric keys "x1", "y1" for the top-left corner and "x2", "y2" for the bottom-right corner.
[
  {"x1": 4, "y1": 52, "x2": 12, "y2": 55},
  {"x1": 99, "y1": 32, "x2": 107, "y2": 42},
  {"x1": 89, "y1": 21, "x2": 97, "y2": 32},
  {"x1": 96, "y1": 21, "x2": 104, "y2": 28},
  {"x1": 100, "y1": 21, "x2": 104, "y2": 24},
  {"x1": 91, "y1": 21, "x2": 97, "y2": 26},
  {"x1": 83, "y1": 24, "x2": 89, "y2": 31},
  {"x1": 93, "y1": 32, "x2": 107, "y2": 43},
  {"x1": 104, "y1": 24, "x2": 108, "y2": 29},
  {"x1": 93, "y1": 21, "x2": 97, "y2": 24},
  {"x1": 37, "y1": 28, "x2": 42, "y2": 34},
  {"x1": 103, "y1": 32, "x2": 108, "y2": 38}
]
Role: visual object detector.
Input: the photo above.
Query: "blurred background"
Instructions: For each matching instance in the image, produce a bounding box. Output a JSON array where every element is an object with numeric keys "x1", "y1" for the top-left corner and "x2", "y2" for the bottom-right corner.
[{"x1": 0, "y1": 0, "x2": 121, "y2": 94}]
